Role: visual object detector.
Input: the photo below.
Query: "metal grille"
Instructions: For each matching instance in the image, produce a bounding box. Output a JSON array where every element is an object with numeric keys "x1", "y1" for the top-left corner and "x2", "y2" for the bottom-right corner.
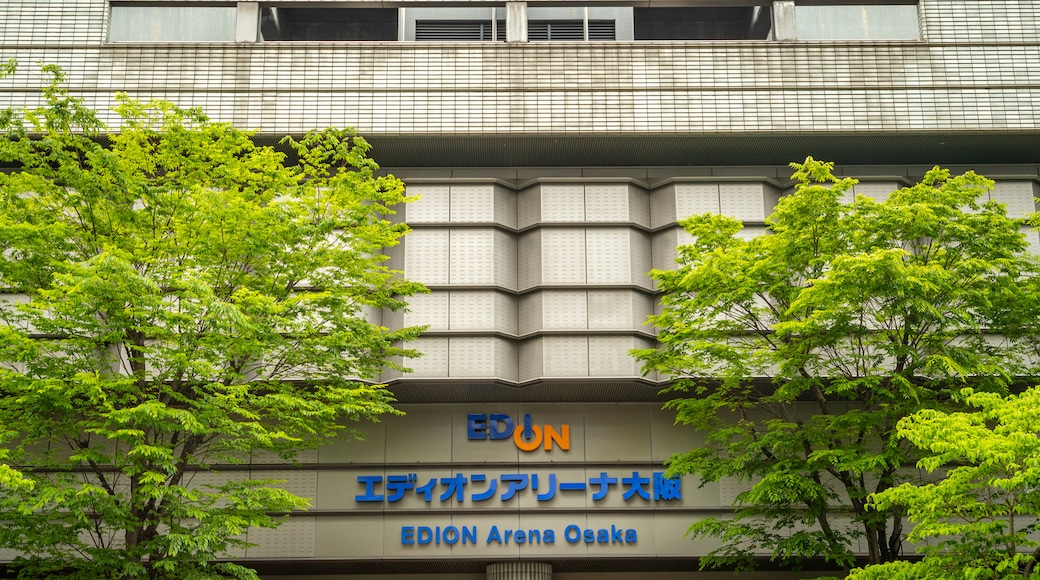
[
  {"x1": 528, "y1": 20, "x2": 616, "y2": 41},
  {"x1": 414, "y1": 20, "x2": 504, "y2": 41}
]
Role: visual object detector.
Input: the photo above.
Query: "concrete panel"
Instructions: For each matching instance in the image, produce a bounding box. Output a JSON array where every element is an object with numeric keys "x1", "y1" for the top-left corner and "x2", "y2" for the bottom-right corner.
[
  {"x1": 517, "y1": 186, "x2": 541, "y2": 229},
  {"x1": 653, "y1": 513, "x2": 720, "y2": 556},
  {"x1": 628, "y1": 185, "x2": 651, "y2": 229},
  {"x1": 250, "y1": 469, "x2": 317, "y2": 501},
  {"x1": 649, "y1": 406, "x2": 698, "y2": 463},
  {"x1": 404, "y1": 184, "x2": 450, "y2": 222},
  {"x1": 586, "y1": 228, "x2": 630, "y2": 284},
  {"x1": 403, "y1": 291, "x2": 449, "y2": 330},
  {"x1": 542, "y1": 229, "x2": 586, "y2": 285},
  {"x1": 675, "y1": 183, "x2": 721, "y2": 219},
  {"x1": 649, "y1": 184, "x2": 677, "y2": 229},
  {"x1": 384, "y1": 406, "x2": 452, "y2": 464},
  {"x1": 402, "y1": 336, "x2": 449, "y2": 377},
  {"x1": 519, "y1": 337, "x2": 544, "y2": 382},
  {"x1": 317, "y1": 419, "x2": 387, "y2": 464},
  {"x1": 991, "y1": 181, "x2": 1038, "y2": 218},
  {"x1": 542, "y1": 290, "x2": 589, "y2": 329},
  {"x1": 449, "y1": 336, "x2": 497, "y2": 377},
  {"x1": 518, "y1": 230, "x2": 542, "y2": 290},
  {"x1": 584, "y1": 405, "x2": 651, "y2": 462},
  {"x1": 317, "y1": 469, "x2": 384, "y2": 511},
  {"x1": 404, "y1": 229, "x2": 449, "y2": 285},
  {"x1": 314, "y1": 515, "x2": 384, "y2": 558},
  {"x1": 589, "y1": 336, "x2": 640, "y2": 377},
  {"x1": 541, "y1": 184, "x2": 586, "y2": 222},
  {"x1": 719, "y1": 182, "x2": 768, "y2": 222},
  {"x1": 853, "y1": 181, "x2": 899, "y2": 203},
  {"x1": 542, "y1": 336, "x2": 589, "y2": 377},
  {"x1": 587, "y1": 290, "x2": 632, "y2": 330},
  {"x1": 651, "y1": 228, "x2": 682, "y2": 273},
  {"x1": 518, "y1": 292, "x2": 543, "y2": 335},
  {"x1": 584, "y1": 183, "x2": 630, "y2": 222},
  {"x1": 494, "y1": 291, "x2": 519, "y2": 335},
  {"x1": 494, "y1": 337, "x2": 519, "y2": 382},
  {"x1": 449, "y1": 290, "x2": 493, "y2": 331},
  {"x1": 450, "y1": 229, "x2": 495, "y2": 285},
  {"x1": 450, "y1": 183, "x2": 495, "y2": 223},
  {"x1": 495, "y1": 184, "x2": 518, "y2": 230},
  {"x1": 246, "y1": 517, "x2": 315, "y2": 558},
  {"x1": 629, "y1": 229, "x2": 653, "y2": 288},
  {"x1": 494, "y1": 229, "x2": 518, "y2": 290}
]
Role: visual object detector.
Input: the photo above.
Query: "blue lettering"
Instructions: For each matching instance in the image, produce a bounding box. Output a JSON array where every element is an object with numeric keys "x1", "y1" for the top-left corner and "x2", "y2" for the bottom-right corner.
[
  {"x1": 584, "y1": 529, "x2": 594, "y2": 543},
  {"x1": 443, "y1": 526, "x2": 459, "y2": 545},
  {"x1": 487, "y1": 525, "x2": 502, "y2": 544},
  {"x1": 401, "y1": 526, "x2": 415, "y2": 545},
  {"x1": 565, "y1": 524, "x2": 581, "y2": 543},
  {"x1": 543, "y1": 529, "x2": 554, "y2": 543},
  {"x1": 612, "y1": 525, "x2": 623, "y2": 543},
  {"x1": 462, "y1": 526, "x2": 477, "y2": 544},
  {"x1": 626, "y1": 529, "x2": 637, "y2": 543},
  {"x1": 488, "y1": 413, "x2": 514, "y2": 440},
  {"x1": 467, "y1": 414, "x2": 487, "y2": 439},
  {"x1": 417, "y1": 526, "x2": 433, "y2": 545}
]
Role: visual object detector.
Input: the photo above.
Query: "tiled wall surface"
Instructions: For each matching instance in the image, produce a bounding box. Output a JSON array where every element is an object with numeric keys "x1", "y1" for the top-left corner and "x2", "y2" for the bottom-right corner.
[{"x1": 1, "y1": 1, "x2": 1039, "y2": 134}]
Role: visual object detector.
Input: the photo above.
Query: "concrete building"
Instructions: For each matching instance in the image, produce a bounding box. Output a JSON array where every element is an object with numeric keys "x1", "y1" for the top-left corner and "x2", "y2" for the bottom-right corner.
[{"x1": 2, "y1": 0, "x2": 1040, "y2": 578}]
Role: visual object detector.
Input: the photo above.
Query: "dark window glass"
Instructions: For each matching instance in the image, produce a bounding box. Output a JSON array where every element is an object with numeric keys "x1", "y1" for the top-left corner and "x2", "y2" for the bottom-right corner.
[{"x1": 261, "y1": 8, "x2": 398, "y2": 41}]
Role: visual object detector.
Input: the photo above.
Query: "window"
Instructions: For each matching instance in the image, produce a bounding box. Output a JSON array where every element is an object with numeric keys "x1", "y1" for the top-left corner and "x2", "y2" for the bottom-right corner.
[
  {"x1": 260, "y1": 7, "x2": 398, "y2": 41},
  {"x1": 633, "y1": 7, "x2": 771, "y2": 40},
  {"x1": 109, "y1": 5, "x2": 236, "y2": 42}
]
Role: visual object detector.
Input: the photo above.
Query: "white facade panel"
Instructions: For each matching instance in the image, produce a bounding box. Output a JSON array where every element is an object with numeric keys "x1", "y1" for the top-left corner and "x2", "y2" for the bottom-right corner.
[
  {"x1": 404, "y1": 229, "x2": 450, "y2": 285},
  {"x1": 541, "y1": 336, "x2": 589, "y2": 377},
  {"x1": 541, "y1": 229, "x2": 586, "y2": 285},
  {"x1": 584, "y1": 183, "x2": 630, "y2": 222},
  {"x1": 675, "y1": 183, "x2": 721, "y2": 220},
  {"x1": 404, "y1": 184, "x2": 451, "y2": 222},
  {"x1": 991, "y1": 181, "x2": 1039, "y2": 218},
  {"x1": 586, "y1": 229, "x2": 630, "y2": 285},
  {"x1": 450, "y1": 184, "x2": 496, "y2": 222},
  {"x1": 540, "y1": 184, "x2": 586, "y2": 222},
  {"x1": 450, "y1": 229, "x2": 495, "y2": 285}
]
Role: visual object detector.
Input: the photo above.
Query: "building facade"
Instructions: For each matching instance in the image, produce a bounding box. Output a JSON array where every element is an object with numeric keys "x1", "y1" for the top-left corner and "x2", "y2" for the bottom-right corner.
[{"x1": 2, "y1": 0, "x2": 1040, "y2": 578}]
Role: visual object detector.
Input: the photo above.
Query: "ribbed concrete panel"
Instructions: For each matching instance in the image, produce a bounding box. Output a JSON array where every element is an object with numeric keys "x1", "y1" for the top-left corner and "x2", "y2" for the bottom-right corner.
[
  {"x1": 540, "y1": 184, "x2": 586, "y2": 222},
  {"x1": 518, "y1": 230, "x2": 542, "y2": 290},
  {"x1": 541, "y1": 290, "x2": 589, "y2": 330},
  {"x1": 852, "y1": 181, "x2": 900, "y2": 203},
  {"x1": 494, "y1": 229, "x2": 519, "y2": 290},
  {"x1": 1023, "y1": 226, "x2": 1040, "y2": 256},
  {"x1": 495, "y1": 335, "x2": 520, "y2": 382},
  {"x1": 518, "y1": 186, "x2": 541, "y2": 230},
  {"x1": 518, "y1": 293, "x2": 542, "y2": 336},
  {"x1": 403, "y1": 229, "x2": 449, "y2": 285},
  {"x1": 588, "y1": 289, "x2": 653, "y2": 331},
  {"x1": 922, "y1": 0, "x2": 1040, "y2": 42},
  {"x1": 448, "y1": 336, "x2": 499, "y2": 377},
  {"x1": 676, "y1": 183, "x2": 722, "y2": 221},
  {"x1": 495, "y1": 184, "x2": 519, "y2": 229},
  {"x1": 541, "y1": 229, "x2": 586, "y2": 285},
  {"x1": 486, "y1": 562, "x2": 552, "y2": 580},
  {"x1": 628, "y1": 229, "x2": 653, "y2": 289},
  {"x1": 541, "y1": 336, "x2": 589, "y2": 377},
  {"x1": 519, "y1": 336, "x2": 544, "y2": 381},
  {"x1": 250, "y1": 469, "x2": 317, "y2": 500},
  {"x1": 585, "y1": 228, "x2": 630, "y2": 284},
  {"x1": 719, "y1": 182, "x2": 780, "y2": 222},
  {"x1": 403, "y1": 184, "x2": 450, "y2": 222},
  {"x1": 991, "y1": 181, "x2": 1039, "y2": 219},
  {"x1": 402, "y1": 291, "x2": 450, "y2": 330},
  {"x1": 449, "y1": 291, "x2": 494, "y2": 331},
  {"x1": 450, "y1": 229, "x2": 495, "y2": 284},
  {"x1": 589, "y1": 335, "x2": 653, "y2": 377},
  {"x1": 450, "y1": 184, "x2": 495, "y2": 222},
  {"x1": 584, "y1": 183, "x2": 630, "y2": 223},
  {"x1": 402, "y1": 336, "x2": 450, "y2": 377}
]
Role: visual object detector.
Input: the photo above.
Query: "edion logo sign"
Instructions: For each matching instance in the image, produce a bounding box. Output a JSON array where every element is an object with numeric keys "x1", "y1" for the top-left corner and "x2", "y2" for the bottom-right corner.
[{"x1": 467, "y1": 413, "x2": 569, "y2": 452}]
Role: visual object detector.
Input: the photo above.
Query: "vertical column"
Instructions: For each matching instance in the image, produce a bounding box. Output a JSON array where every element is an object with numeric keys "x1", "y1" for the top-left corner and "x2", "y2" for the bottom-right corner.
[
  {"x1": 506, "y1": 2, "x2": 528, "y2": 42},
  {"x1": 235, "y1": 1, "x2": 259, "y2": 42},
  {"x1": 487, "y1": 562, "x2": 552, "y2": 580},
  {"x1": 772, "y1": 0, "x2": 796, "y2": 41}
]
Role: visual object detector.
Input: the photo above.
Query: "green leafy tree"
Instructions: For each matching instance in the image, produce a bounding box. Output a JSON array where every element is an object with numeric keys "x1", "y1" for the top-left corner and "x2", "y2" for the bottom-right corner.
[
  {"x1": 847, "y1": 387, "x2": 1040, "y2": 580},
  {"x1": 635, "y1": 158, "x2": 1040, "y2": 571},
  {"x1": 0, "y1": 65, "x2": 424, "y2": 579}
]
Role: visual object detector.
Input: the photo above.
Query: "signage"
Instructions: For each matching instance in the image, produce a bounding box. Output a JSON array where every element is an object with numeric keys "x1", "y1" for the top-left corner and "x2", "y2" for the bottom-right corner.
[{"x1": 467, "y1": 412, "x2": 569, "y2": 452}]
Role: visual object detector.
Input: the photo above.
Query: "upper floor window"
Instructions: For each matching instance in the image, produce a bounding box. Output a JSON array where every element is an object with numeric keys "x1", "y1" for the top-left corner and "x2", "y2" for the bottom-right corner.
[
  {"x1": 634, "y1": 7, "x2": 772, "y2": 41},
  {"x1": 260, "y1": 7, "x2": 398, "y2": 41}
]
